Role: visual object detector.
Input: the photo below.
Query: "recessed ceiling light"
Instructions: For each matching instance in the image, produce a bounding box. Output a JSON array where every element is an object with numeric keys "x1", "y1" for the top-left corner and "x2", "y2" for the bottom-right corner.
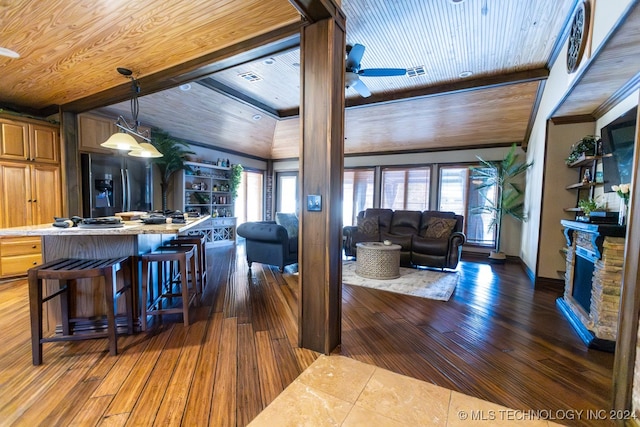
[
  {"x1": 450, "y1": 0, "x2": 465, "y2": 3},
  {"x1": 262, "y1": 58, "x2": 276, "y2": 65},
  {"x1": 292, "y1": 62, "x2": 300, "y2": 68},
  {"x1": 252, "y1": 114, "x2": 262, "y2": 121},
  {"x1": 179, "y1": 83, "x2": 192, "y2": 91},
  {"x1": 459, "y1": 71, "x2": 473, "y2": 78},
  {"x1": 0, "y1": 47, "x2": 20, "y2": 58}
]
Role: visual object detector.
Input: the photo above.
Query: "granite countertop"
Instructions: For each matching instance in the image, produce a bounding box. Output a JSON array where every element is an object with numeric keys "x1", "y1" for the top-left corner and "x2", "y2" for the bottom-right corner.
[{"x1": 0, "y1": 215, "x2": 211, "y2": 236}]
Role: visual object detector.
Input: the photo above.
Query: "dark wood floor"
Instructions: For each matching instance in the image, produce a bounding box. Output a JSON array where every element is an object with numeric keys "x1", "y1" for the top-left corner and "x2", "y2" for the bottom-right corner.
[{"x1": 0, "y1": 244, "x2": 613, "y2": 426}]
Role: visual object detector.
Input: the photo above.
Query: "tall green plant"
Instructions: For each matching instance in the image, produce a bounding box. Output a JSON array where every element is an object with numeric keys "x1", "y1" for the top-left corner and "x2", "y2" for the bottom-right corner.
[
  {"x1": 229, "y1": 164, "x2": 243, "y2": 200},
  {"x1": 470, "y1": 143, "x2": 533, "y2": 255},
  {"x1": 150, "y1": 129, "x2": 194, "y2": 212}
]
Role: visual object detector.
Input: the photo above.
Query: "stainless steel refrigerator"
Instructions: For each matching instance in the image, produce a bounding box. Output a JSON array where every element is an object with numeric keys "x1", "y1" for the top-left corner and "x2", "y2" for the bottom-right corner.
[{"x1": 81, "y1": 153, "x2": 153, "y2": 218}]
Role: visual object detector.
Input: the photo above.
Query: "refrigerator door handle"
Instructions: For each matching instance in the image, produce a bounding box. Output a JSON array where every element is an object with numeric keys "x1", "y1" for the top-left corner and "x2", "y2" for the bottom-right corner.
[
  {"x1": 121, "y1": 168, "x2": 127, "y2": 212},
  {"x1": 125, "y1": 168, "x2": 131, "y2": 211}
]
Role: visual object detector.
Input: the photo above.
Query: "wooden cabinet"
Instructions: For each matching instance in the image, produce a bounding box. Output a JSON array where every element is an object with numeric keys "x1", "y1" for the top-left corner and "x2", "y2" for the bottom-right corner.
[
  {"x1": 0, "y1": 118, "x2": 59, "y2": 163},
  {"x1": 78, "y1": 113, "x2": 150, "y2": 153},
  {"x1": 0, "y1": 116, "x2": 61, "y2": 278},
  {"x1": 0, "y1": 162, "x2": 62, "y2": 229},
  {"x1": 0, "y1": 237, "x2": 42, "y2": 278},
  {"x1": 78, "y1": 113, "x2": 117, "y2": 153}
]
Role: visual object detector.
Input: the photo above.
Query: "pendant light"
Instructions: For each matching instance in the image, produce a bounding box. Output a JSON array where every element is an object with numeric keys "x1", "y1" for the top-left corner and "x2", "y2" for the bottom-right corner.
[
  {"x1": 101, "y1": 67, "x2": 161, "y2": 157},
  {"x1": 128, "y1": 142, "x2": 163, "y2": 158}
]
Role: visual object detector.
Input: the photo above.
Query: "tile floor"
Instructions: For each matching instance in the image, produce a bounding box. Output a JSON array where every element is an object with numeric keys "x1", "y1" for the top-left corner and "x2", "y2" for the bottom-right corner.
[{"x1": 248, "y1": 355, "x2": 564, "y2": 426}]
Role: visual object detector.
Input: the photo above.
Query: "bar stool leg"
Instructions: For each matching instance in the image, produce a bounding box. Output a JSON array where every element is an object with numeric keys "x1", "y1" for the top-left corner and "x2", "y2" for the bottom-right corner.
[
  {"x1": 59, "y1": 279, "x2": 71, "y2": 336},
  {"x1": 141, "y1": 257, "x2": 150, "y2": 331},
  {"x1": 28, "y1": 270, "x2": 43, "y2": 366},
  {"x1": 104, "y1": 266, "x2": 118, "y2": 356},
  {"x1": 178, "y1": 255, "x2": 190, "y2": 327},
  {"x1": 122, "y1": 258, "x2": 134, "y2": 335}
]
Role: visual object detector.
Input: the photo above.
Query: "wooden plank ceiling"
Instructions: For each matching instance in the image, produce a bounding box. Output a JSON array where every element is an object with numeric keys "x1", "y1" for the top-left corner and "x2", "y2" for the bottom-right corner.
[{"x1": 6, "y1": 0, "x2": 631, "y2": 160}]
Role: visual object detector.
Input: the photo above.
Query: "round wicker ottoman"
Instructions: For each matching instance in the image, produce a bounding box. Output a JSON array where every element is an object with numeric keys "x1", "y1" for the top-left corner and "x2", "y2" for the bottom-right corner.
[{"x1": 355, "y1": 242, "x2": 401, "y2": 279}]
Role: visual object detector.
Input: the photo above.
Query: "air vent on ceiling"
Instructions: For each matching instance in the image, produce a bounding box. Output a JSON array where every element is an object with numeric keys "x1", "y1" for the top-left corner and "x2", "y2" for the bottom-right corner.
[
  {"x1": 238, "y1": 71, "x2": 263, "y2": 82},
  {"x1": 406, "y1": 65, "x2": 426, "y2": 78}
]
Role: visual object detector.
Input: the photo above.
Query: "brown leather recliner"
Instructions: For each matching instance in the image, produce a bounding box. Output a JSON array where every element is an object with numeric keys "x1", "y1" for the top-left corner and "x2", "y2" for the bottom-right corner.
[{"x1": 343, "y1": 208, "x2": 466, "y2": 269}]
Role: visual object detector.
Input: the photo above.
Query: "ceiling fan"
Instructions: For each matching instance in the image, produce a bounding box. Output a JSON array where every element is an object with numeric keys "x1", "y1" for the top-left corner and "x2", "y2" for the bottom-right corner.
[{"x1": 345, "y1": 43, "x2": 407, "y2": 98}]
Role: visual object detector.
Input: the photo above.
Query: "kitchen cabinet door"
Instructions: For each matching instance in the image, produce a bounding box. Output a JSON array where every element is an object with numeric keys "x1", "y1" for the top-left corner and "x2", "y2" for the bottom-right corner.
[
  {"x1": 78, "y1": 114, "x2": 116, "y2": 153},
  {"x1": 29, "y1": 124, "x2": 59, "y2": 163},
  {"x1": 31, "y1": 164, "x2": 62, "y2": 225},
  {"x1": 0, "y1": 119, "x2": 29, "y2": 161},
  {"x1": 0, "y1": 162, "x2": 32, "y2": 227}
]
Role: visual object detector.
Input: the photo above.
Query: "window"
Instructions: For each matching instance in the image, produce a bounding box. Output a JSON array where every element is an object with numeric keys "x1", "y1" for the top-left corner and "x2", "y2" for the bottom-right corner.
[
  {"x1": 438, "y1": 165, "x2": 496, "y2": 246},
  {"x1": 235, "y1": 170, "x2": 264, "y2": 224},
  {"x1": 381, "y1": 167, "x2": 430, "y2": 211},
  {"x1": 277, "y1": 172, "x2": 298, "y2": 214},
  {"x1": 343, "y1": 168, "x2": 374, "y2": 226}
]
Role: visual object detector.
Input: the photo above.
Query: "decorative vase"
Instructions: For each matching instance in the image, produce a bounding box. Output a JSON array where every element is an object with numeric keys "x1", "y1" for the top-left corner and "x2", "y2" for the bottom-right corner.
[{"x1": 618, "y1": 201, "x2": 627, "y2": 226}]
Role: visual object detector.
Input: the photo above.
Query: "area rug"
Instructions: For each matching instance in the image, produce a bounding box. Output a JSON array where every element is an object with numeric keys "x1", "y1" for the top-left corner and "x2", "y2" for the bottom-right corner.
[{"x1": 342, "y1": 261, "x2": 458, "y2": 301}]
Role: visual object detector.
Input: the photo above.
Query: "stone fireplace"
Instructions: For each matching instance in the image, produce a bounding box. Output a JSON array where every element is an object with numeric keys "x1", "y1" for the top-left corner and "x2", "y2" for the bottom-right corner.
[{"x1": 558, "y1": 220, "x2": 626, "y2": 351}]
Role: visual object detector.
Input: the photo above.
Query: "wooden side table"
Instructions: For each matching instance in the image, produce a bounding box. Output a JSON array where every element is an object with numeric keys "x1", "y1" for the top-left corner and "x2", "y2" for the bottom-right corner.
[{"x1": 355, "y1": 242, "x2": 401, "y2": 279}]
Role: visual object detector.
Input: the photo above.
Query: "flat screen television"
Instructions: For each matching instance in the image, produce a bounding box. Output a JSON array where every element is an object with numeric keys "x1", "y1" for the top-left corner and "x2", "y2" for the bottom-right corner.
[{"x1": 600, "y1": 106, "x2": 637, "y2": 192}]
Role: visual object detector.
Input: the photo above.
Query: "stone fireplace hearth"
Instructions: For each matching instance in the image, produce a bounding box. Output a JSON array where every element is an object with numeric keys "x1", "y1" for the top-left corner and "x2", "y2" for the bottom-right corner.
[{"x1": 558, "y1": 220, "x2": 626, "y2": 351}]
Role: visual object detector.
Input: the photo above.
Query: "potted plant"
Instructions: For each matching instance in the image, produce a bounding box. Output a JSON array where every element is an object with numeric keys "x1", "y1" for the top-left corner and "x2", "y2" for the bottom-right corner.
[
  {"x1": 470, "y1": 143, "x2": 534, "y2": 262},
  {"x1": 565, "y1": 135, "x2": 601, "y2": 165},
  {"x1": 229, "y1": 163, "x2": 243, "y2": 200},
  {"x1": 150, "y1": 129, "x2": 195, "y2": 212},
  {"x1": 577, "y1": 197, "x2": 602, "y2": 217}
]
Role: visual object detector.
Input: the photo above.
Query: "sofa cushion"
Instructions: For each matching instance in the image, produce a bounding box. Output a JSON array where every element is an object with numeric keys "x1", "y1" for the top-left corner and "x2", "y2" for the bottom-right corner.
[
  {"x1": 363, "y1": 209, "x2": 393, "y2": 233},
  {"x1": 422, "y1": 217, "x2": 457, "y2": 239},
  {"x1": 380, "y1": 232, "x2": 412, "y2": 251},
  {"x1": 412, "y1": 235, "x2": 450, "y2": 254},
  {"x1": 276, "y1": 212, "x2": 298, "y2": 238},
  {"x1": 357, "y1": 216, "x2": 379, "y2": 235},
  {"x1": 389, "y1": 210, "x2": 421, "y2": 235}
]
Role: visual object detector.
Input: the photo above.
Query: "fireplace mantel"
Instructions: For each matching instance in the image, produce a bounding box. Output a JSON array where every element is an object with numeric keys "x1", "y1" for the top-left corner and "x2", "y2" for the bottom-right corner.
[
  {"x1": 561, "y1": 220, "x2": 626, "y2": 259},
  {"x1": 558, "y1": 220, "x2": 626, "y2": 351}
]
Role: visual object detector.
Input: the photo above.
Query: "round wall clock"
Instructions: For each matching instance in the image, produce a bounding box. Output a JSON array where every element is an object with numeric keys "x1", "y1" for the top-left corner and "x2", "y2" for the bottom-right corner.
[{"x1": 566, "y1": 0, "x2": 591, "y2": 73}]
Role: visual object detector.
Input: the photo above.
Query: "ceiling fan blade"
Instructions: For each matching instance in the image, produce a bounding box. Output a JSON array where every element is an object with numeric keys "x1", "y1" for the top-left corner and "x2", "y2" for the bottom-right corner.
[
  {"x1": 351, "y1": 78, "x2": 371, "y2": 98},
  {"x1": 359, "y1": 68, "x2": 407, "y2": 77},
  {"x1": 346, "y1": 43, "x2": 365, "y2": 70}
]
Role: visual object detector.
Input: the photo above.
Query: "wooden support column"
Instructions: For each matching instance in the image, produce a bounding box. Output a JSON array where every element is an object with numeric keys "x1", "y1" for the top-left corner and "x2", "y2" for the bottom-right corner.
[{"x1": 297, "y1": 12, "x2": 345, "y2": 354}]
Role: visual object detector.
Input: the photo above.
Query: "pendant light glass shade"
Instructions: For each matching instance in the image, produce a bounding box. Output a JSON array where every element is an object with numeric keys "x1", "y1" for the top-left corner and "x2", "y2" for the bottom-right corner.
[
  {"x1": 100, "y1": 132, "x2": 143, "y2": 151},
  {"x1": 128, "y1": 142, "x2": 163, "y2": 158}
]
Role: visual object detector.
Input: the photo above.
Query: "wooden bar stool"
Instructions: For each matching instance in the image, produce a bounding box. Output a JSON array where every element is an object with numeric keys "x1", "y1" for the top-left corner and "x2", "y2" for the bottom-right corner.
[
  {"x1": 28, "y1": 257, "x2": 134, "y2": 366},
  {"x1": 140, "y1": 245, "x2": 197, "y2": 331},
  {"x1": 170, "y1": 234, "x2": 207, "y2": 291}
]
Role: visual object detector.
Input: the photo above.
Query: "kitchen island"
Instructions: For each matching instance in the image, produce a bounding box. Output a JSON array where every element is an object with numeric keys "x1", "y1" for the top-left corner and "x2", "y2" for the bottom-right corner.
[{"x1": 0, "y1": 215, "x2": 210, "y2": 333}]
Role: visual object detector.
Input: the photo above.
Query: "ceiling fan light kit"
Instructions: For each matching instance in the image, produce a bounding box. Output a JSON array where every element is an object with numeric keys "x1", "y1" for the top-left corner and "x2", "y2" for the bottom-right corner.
[
  {"x1": 101, "y1": 67, "x2": 160, "y2": 157},
  {"x1": 345, "y1": 43, "x2": 407, "y2": 98}
]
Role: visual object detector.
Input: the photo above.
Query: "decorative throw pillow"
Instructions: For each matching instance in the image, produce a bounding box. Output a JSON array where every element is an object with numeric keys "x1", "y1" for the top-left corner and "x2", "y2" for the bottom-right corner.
[
  {"x1": 423, "y1": 217, "x2": 457, "y2": 239},
  {"x1": 357, "y1": 216, "x2": 379, "y2": 235},
  {"x1": 276, "y1": 212, "x2": 298, "y2": 238}
]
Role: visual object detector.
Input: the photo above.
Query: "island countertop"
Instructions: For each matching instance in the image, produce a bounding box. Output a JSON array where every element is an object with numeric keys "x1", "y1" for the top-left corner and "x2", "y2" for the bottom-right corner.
[{"x1": 0, "y1": 215, "x2": 211, "y2": 236}]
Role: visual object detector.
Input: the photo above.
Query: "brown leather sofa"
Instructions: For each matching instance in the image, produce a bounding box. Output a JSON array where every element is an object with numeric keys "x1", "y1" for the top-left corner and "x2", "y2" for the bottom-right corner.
[{"x1": 343, "y1": 208, "x2": 466, "y2": 269}]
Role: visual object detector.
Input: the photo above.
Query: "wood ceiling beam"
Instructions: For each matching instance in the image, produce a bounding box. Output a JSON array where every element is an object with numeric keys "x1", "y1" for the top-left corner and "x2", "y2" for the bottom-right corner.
[
  {"x1": 59, "y1": 23, "x2": 302, "y2": 114},
  {"x1": 289, "y1": 0, "x2": 346, "y2": 29},
  {"x1": 345, "y1": 68, "x2": 550, "y2": 110},
  {"x1": 196, "y1": 78, "x2": 281, "y2": 119},
  {"x1": 275, "y1": 68, "x2": 550, "y2": 118}
]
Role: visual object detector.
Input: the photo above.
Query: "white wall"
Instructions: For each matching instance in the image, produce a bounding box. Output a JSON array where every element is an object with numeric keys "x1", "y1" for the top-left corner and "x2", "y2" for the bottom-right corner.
[{"x1": 522, "y1": 0, "x2": 636, "y2": 277}]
